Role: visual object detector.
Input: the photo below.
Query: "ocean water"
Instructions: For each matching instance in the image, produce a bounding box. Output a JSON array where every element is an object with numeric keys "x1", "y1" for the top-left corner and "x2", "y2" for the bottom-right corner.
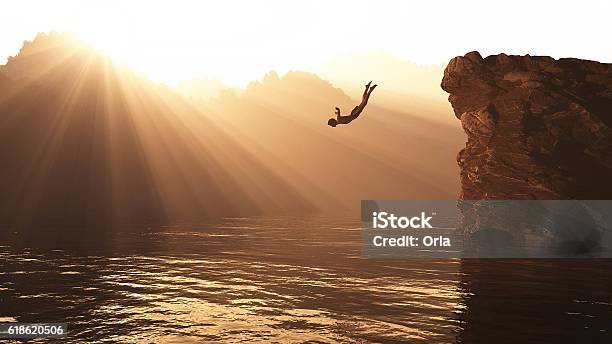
[{"x1": 0, "y1": 216, "x2": 611, "y2": 343}]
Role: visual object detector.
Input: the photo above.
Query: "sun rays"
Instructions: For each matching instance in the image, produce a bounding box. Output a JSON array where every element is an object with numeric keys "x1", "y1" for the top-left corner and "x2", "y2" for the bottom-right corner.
[{"x1": 0, "y1": 32, "x2": 463, "y2": 227}]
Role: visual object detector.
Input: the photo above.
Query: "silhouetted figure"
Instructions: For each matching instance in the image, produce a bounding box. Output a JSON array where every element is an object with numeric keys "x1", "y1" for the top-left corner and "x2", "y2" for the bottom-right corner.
[{"x1": 328, "y1": 81, "x2": 377, "y2": 127}]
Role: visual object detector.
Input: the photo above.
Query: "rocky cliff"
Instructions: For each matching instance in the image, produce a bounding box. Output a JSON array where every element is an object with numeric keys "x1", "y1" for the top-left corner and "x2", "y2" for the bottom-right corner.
[{"x1": 442, "y1": 51, "x2": 612, "y2": 199}]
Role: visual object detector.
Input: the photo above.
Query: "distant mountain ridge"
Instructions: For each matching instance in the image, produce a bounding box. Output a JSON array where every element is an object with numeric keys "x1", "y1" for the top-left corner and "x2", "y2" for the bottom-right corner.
[
  {"x1": 0, "y1": 32, "x2": 463, "y2": 228},
  {"x1": 0, "y1": 33, "x2": 315, "y2": 227},
  {"x1": 1, "y1": 32, "x2": 84, "y2": 80}
]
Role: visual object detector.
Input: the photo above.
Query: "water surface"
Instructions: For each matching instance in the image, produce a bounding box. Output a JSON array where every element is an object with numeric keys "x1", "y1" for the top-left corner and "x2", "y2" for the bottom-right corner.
[{"x1": 0, "y1": 216, "x2": 611, "y2": 343}]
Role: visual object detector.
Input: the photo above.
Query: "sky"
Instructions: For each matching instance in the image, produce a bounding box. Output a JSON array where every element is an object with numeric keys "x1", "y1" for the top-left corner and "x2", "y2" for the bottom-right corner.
[{"x1": 1, "y1": 0, "x2": 611, "y2": 86}]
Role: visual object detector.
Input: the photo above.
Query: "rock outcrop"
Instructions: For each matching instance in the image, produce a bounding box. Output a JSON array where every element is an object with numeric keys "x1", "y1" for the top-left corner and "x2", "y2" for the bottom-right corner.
[{"x1": 442, "y1": 51, "x2": 612, "y2": 199}]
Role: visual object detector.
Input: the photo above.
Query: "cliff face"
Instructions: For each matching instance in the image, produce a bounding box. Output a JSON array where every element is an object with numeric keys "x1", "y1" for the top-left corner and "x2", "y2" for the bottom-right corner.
[{"x1": 442, "y1": 51, "x2": 612, "y2": 199}]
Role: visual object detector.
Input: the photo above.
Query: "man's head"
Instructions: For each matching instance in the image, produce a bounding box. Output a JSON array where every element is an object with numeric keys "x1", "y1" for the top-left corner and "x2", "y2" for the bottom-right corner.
[{"x1": 327, "y1": 118, "x2": 338, "y2": 127}]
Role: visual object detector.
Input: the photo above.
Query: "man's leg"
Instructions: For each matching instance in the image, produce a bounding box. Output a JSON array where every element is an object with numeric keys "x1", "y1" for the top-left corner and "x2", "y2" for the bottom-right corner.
[
  {"x1": 357, "y1": 84, "x2": 377, "y2": 111},
  {"x1": 362, "y1": 81, "x2": 372, "y2": 101}
]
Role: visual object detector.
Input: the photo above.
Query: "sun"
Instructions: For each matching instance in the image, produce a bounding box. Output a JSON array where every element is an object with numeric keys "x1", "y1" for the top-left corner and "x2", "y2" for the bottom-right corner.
[
  {"x1": 72, "y1": 24, "x2": 248, "y2": 87},
  {"x1": 74, "y1": 27, "x2": 140, "y2": 69}
]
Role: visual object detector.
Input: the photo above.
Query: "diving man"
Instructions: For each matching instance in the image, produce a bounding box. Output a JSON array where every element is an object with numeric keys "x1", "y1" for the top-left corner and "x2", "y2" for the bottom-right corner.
[{"x1": 328, "y1": 81, "x2": 377, "y2": 127}]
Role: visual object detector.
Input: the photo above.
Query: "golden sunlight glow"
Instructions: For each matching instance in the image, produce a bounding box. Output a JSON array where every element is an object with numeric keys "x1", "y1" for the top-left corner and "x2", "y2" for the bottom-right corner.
[{"x1": 1, "y1": 0, "x2": 611, "y2": 87}]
